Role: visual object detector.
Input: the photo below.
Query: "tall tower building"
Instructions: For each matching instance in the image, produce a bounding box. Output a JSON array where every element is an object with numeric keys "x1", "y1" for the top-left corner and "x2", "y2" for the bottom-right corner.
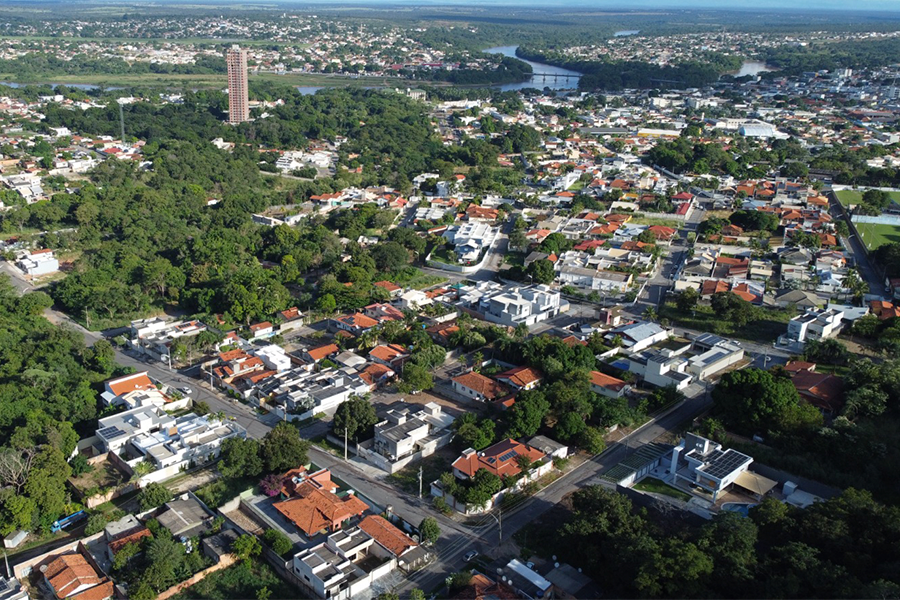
[{"x1": 226, "y1": 45, "x2": 249, "y2": 124}]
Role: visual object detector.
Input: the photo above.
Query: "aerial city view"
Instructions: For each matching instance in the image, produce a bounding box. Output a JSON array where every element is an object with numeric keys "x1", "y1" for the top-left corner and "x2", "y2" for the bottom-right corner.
[{"x1": 1, "y1": 0, "x2": 900, "y2": 598}]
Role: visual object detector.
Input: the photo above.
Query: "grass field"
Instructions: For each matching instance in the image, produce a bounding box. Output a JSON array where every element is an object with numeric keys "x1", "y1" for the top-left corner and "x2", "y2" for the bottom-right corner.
[
  {"x1": 856, "y1": 221, "x2": 900, "y2": 251},
  {"x1": 835, "y1": 189, "x2": 900, "y2": 207},
  {"x1": 633, "y1": 477, "x2": 692, "y2": 501}
]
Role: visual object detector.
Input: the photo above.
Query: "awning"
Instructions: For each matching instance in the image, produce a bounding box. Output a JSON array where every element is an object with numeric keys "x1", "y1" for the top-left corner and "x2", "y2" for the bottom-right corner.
[{"x1": 734, "y1": 470, "x2": 777, "y2": 496}]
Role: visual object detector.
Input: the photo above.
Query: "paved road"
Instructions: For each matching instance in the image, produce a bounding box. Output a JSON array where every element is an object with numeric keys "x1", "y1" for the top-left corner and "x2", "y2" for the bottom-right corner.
[{"x1": 827, "y1": 191, "x2": 884, "y2": 295}]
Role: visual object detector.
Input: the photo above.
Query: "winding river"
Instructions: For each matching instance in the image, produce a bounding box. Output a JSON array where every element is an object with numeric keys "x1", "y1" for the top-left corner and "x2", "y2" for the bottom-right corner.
[{"x1": 483, "y1": 45, "x2": 583, "y2": 92}]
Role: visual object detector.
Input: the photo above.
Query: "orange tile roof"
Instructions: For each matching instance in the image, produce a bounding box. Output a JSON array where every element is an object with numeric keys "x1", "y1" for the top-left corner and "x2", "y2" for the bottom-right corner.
[
  {"x1": 590, "y1": 370, "x2": 627, "y2": 392},
  {"x1": 791, "y1": 371, "x2": 844, "y2": 413},
  {"x1": 496, "y1": 366, "x2": 543, "y2": 388},
  {"x1": 560, "y1": 335, "x2": 588, "y2": 347},
  {"x1": 452, "y1": 439, "x2": 545, "y2": 479},
  {"x1": 648, "y1": 225, "x2": 676, "y2": 240},
  {"x1": 359, "y1": 363, "x2": 395, "y2": 386},
  {"x1": 44, "y1": 554, "x2": 104, "y2": 599},
  {"x1": 336, "y1": 313, "x2": 379, "y2": 329},
  {"x1": 280, "y1": 307, "x2": 302, "y2": 320},
  {"x1": 359, "y1": 515, "x2": 417, "y2": 557},
  {"x1": 307, "y1": 343, "x2": 339, "y2": 361},
  {"x1": 106, "y1": 372, "x2": 155, "y2": 397},
  {"x1": 373, "y1": 280, "x2": 401, "y2": 292},
  {"x1": 452, "y1": 372, "x2": 507, "y2": 400},
  {"x1": 785, "y1": 360, "x2": 816, "y2": 373},
  {"x1": 108, "y1": 527, "x2": 152, "y2": 556},
  {"x1": 249, "y1": 321, "x2": 273, "y2": 332},
  {"x1": 369, "y1": 344, "x2": 408, "y2": 362},
  {"x1": 274, "y1": 487, "x2": 369, "y2": 537},
  {"x1": 69, "y1": 581, "x2": 114, "y2": 600}
]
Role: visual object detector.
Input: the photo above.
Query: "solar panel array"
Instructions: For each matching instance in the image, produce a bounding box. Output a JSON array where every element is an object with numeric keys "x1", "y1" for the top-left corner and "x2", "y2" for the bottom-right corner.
[
  {"x1": 499, "y1": 449, "x2": 519, "y2": 462},
  {"x1": 703, "y1": 449, "x2": 751, "y2": 480},
  {"x1": 98, "y1": 425, "x2": 126, "y2": 440}
]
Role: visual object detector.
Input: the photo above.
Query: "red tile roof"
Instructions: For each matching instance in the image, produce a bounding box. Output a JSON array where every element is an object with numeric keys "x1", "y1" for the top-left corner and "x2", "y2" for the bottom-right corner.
[
  {"x1": 275, "y1": 485, "x2": 369, "y2": 537},
  {"x1": 452, "y1": 439, "x2": 545, "y2": 479},
  {"x1": 496, "y1": 366, "x2": 543, "y2": 388},
  {"x1": 373, "y1": 280, "x2": 401, "y2": 293},
  {"x1": 307, "y1": 343, "x2": 339, "y2": 361},
  {"x1": 791, "y1": 371, "x2": 844, "y2": 413},
  {"x1": 452, "y1": 372, "x2": 507, "y2": 400},
  {"x1": 106, "y1": 372, "x2": 155, "y2": 397},
  {"x1": 590, "y1": 370, "x2": 628, "y2": 393},
  {"x1": 359, "y1": 515, "x2": 417, "y2": 557},
  {"x1": 44, "y1": 554, "x2": 106, "y2": 600},
  {"x1": 369, "y1": 344, "x2": 408, "y2": 363}
]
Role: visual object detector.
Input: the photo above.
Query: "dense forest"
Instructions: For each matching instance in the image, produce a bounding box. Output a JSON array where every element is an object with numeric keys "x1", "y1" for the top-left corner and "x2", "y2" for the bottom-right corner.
[
  {"x1": 524, "y1": 485, "x2": 900, "y2": 599},
  {"x1": 516, "y1": 47, "x2": 742, "y2": 91},
  {"x1": 763, "y1": 37, "x2": 900, "y2": 76},
  {"x1": 0, "y1": 275, "x2": 120, "y2": 535},
  {"x1": 0, "y1": 53, "x2": 225, "y2": 80}
]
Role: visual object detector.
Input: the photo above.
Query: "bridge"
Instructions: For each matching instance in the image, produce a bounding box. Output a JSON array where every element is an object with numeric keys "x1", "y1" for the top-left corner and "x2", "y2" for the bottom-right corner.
[{"x1": 530, "y1": 72, "x2": 582, "y2": 79}]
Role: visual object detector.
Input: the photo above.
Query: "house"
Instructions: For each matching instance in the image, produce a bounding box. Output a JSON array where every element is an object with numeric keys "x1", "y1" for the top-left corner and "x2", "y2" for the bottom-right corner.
[
  {"x1": 465, "y1": 204, "x2": 499, "y2": 222},
  {"x1": 16, "y1": 248, "x2": 59, "y2": 276},
  {"x1": 330, "y1": 313, "x2": 379, "y2": 335},
  {"x1": 104, "y1": 514, "x2": 151, "y2": 561},
  {"x1": 789, "y1": 369, "x2": 845, "y2": 415},
  {"x1": 503, "y1": 559, "x2": 553, "y2": 600},
  {"x1": 604, "y1": 321, "x2": 669, "y2": 352},
  {"x1": 451, "y1": 439, "x2": 548, "y2": 482},
  {"x1": 397, "y1": 289, "x2": 431, "y2": 310},
  {"x1": 774, "y1": 289, "x2": 824, "y2": 309},
  {"x1": 869, "y1": 300, "x2": 900, "y2": 320},
  {"x1": 589, "y1": 370, "x2": 631, "y2": 398},
  {"x1": 457, "y1": 282, "x2": 565, "y2": 328},
  {"x1": 369, "y1": 403, "x2": 454, "y2": 471},
  {"x1": 495, "y1": 366, "x2": 544, "y2": 391},
  {"x1": 670, "y1": 433, "x2": 774, "y2": 502},
  {"x1": 452, "y1": 372, "x2": 509, "y2": 402},
  {"x1": 303, "y1": 344, "x2": 340, "y2": 365},
  {"x1": 372, "y1": 281, "x2": 402, "y2": 297},
  {"x1": 451, "y1": 573, "x2": 518, "y2": 600},
  {"x1": 42, "y1": 552, "x2": 113, "y2": 600},
  {"x1": 255, "y1": 344, "x2": 292, "y2": 372},
  {"x1": 291, "y1": 526, "x2": 395, "y2": 600},
  {"x1": 100, "y1": 371, "x2": 166, "y2": 408},
  {"x1": 248, "y1": 321, "x2": 275, "y2": 339},
  {"x1": 782, "y1": 308, "x2": 844, "y2": 345},
  {"x1": 426, "y1": 321, "x2": 460, "y2": 346},
  {"x1": 157, "y1": 496, "x2": 214, "y2": 537},
  {"x1": 358, "y1": 515, "x2": 430, "y2": 572},
  {"x1": 686, "y1": 334, "x2": 744, "y2": 380},
  {"x1": 368, "y1": 344, "x2": 409, "y2": 369},
  {"x1": 526, "y1": 435, "x2": 569, "y2": 459},
  {"x1": 202, "y1": 529, "x2": 240, "y2": 563},
  {"x1": 363, "y1": 303, "x2": 405, "y2": 323},
  {"x1": 358, "y1": 363, "x2": 396, "y2": 390},
  {"x1": 275, "y1": 477, "x2": 369, "y2": 538}
]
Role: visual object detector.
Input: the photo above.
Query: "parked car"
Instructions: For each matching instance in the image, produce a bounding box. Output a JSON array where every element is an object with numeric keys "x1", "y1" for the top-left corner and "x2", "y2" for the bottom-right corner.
[
  {"x1": 180, "y1": 386, "x2": 193, "y2": 395},
  {"x1": 464, "y1": 550, "x2": 478, "y2": 563}
]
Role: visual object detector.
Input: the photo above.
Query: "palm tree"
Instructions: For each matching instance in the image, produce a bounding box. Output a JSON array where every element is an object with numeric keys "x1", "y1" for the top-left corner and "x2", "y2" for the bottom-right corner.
[{"x1": 643, "y1": 306, "x2": 658, "y2": 322}]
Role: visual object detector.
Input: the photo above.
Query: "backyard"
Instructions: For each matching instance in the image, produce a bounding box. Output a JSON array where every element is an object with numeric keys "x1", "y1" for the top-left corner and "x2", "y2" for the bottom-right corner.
[
  {"x1": 68, "y1": 457, "x2": 130, "y2": 497},
  {"x1": 633, "y1": 477, "x2": 692, "y2": 501}
]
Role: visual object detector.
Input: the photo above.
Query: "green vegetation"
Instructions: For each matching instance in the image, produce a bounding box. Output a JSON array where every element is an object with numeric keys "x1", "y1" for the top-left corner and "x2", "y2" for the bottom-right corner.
[
  {"x1": 633, "y1": 477, "x2": 691, "y2": 501},
  {"x1": 520, "y1": 485, "x2": 900, "y2": 598},
  {"x1": 172, "y1": 557, "x2": 295, "y2": 600},
  {"x1": 857, "y1": 222, "x2": 900, "y2": 252},
  {"x1": 660, "y1": 296, "x2": 795, "y2": 343}
]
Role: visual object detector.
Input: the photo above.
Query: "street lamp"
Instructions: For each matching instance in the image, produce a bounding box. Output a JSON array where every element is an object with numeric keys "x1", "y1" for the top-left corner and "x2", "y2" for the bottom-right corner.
[{"x1": 487, "y1": 509, "x2": 502, "y2": 543}]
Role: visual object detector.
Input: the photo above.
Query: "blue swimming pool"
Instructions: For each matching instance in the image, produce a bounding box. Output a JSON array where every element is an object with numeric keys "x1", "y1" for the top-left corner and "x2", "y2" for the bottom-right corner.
[{"x1": 721, "y1": 502, "x2": 758, "y2": 516}]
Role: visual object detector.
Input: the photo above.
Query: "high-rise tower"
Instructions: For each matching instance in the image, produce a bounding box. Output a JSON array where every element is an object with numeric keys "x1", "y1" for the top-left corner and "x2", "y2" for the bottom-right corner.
[{"x1": 226, "y1": 45, "x2": 249, "y2": 124}]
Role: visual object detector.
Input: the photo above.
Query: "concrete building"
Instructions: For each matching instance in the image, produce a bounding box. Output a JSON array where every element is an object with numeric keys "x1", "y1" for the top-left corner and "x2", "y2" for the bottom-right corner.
[
  {"x1": 226, "y1": 45, "x2": 249, "y2": 124},
  {"x1": 781, "y1": 307, "x2": 844, "y2": 345},
  {"x1": 686, "y1": 334, "x2": 745, "y2": 380},
  {"x1": 603, "y1": 321, "x2": 670, "y2": 352},
  {"x1": 370, "y1": 403, "x2": 453, "y2": 470},
  {"x1": 16, "y1": 249, "x2": 58, "y2": 276},
  {"x1": 670, "y1": 433, "x2": 759, "y2": 502},
  {"x1": 456, "y1": 282, "x2": 566, "y2": 328}
]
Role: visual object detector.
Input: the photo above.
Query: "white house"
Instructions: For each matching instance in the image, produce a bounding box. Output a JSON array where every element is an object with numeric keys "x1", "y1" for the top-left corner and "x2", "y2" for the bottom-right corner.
[
  {"x1": 781, "y1": 308, "x2": 844, "y2": 345},
  {"x1": 16, "y1": 249, "x2": 58, "y2": 276},
  {"x1": 669, "y1": 433, "x2": 774, "y2": 502},
  {"x1": 604, "y1": 321, "x2": 670, "y2": 352}
]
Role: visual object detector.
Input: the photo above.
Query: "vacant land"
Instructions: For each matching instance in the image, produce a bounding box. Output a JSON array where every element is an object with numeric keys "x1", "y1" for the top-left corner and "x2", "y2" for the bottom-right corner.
[
  {"x1": 68, "y1": 457, "x2": 129, "y2": 495},
  {"x1": 172, "y1": 558, "x2": 294, "y2": 600},
  {"x1": 659, "y1": 302, "x2": 795, "y2": 343}
]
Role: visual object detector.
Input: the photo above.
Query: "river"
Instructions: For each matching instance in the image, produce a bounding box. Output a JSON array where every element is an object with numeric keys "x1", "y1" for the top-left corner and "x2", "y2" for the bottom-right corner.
[
  {"x1": 729, "y1": 61, "x2": 777, "y2": 77},
  {"x1": 483, "y1": 45, "x2": 582, "y2": 92}
]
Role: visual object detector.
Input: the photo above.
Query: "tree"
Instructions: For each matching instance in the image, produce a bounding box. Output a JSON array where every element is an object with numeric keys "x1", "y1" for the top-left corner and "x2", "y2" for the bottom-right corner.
[
  {"x1": 139, "y1": 483, "x2": 173, "y2": 510},
  {"x1": 675, "y1": 287, "x2": 699, "y2": 312},
  {"x1": 316, "y1": 293, "x2": 337, "y2": 314},
  {"x1": 710, "y1": 291, "x2": 756, "y2": 327},
  {"x1": 419, "y1": 516, "x2": 441, "y2": 545},
  {"x1": 263, "y1": 528, "x2": 293, "y2": 556},
  {"x1": 504, "y1": 389, "x2": 550, "y2": 439},
  {"x1": 231, "y1": 533, "x2": 262, "y2": 561},
  {"x1": 453, "y1": 413, "x2": 495, "y2": 451},
  {"x1": 260, "y1": 473, "x2": 283, "y2": 497},
  {"x1": 333, "y1": 396, "x2": 378, "y2": 440},
  {"x1": 218, "y1": 437, "x2": 263, "y2": 480},
  {"x1": 527, "y1": 259, "x2": 555, "y2": 284},
  {"x1": 712, "y1": 368, "x2": 822, "y2": 435},
  {"x1": 401, "y1": 363, "x2": 433, "y2": 392},
  {"x1": 578, "y1": 426, "x2": 607, "y2": 454},
  {"x1": 370, "y1": 241, "x2": 410, "y2": 272},
  {"x1": 262, "y1": 422, "x2": 310, "y2": 473},
  {"x1": 409, "y1": 589, "x2": 426, "y2": 600}
]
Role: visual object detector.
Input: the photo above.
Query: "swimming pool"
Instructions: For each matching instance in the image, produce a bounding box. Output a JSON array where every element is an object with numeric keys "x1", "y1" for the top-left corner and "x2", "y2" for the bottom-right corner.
[{"x1": 721, "y1": 502, "x2": 758, "y2": 516}]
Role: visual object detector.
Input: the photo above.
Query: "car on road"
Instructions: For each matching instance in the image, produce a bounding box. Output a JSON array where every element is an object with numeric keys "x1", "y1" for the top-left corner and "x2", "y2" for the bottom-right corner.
[
  {"x1": 180, "y1": 386, "x2": 193, "y2": 395},
  {"x1": 464, "y1": 550, "x2": 478, "y2": 563}
]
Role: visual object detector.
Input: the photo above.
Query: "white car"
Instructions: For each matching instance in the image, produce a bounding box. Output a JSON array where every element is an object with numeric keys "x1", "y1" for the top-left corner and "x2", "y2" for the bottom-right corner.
[{"x1": 180, "y1": 386, "x2": 193, "y2": 395}]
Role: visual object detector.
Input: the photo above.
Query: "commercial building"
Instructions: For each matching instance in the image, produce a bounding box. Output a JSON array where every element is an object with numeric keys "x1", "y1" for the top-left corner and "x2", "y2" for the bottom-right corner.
[{"x1": 226, "y1": 45, "x2": 249, "y2": 124}]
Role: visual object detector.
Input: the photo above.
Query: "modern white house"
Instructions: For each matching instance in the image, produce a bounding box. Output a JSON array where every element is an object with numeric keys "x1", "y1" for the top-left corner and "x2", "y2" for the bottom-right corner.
[
  {"x1": 16, "y1": 249, "x2": 58, "y2": 276},
  {"x1": 604, "y1": 321, "x2": 670, "y2": 352},
  {"x1": 685, "y1": 334, "x2": 745, "y2": 380},
  {"x1": 364, "y1": 403, "x2": 454, "y2": 473},
  {"x1": 441, "y1": 223, "x2": 499, "y2": 263},
  {"x1": 780, "y1": 307, "x2": 844, "y2": 346},
  {"x1": 456, "y1": 282, "x2": 567, "y2": 328},
  {"x1": 669, "y1": 433, "x2": 775, "y2": 502}
]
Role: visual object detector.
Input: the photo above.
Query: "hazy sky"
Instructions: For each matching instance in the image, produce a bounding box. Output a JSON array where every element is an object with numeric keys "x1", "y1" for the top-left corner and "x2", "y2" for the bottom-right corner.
[{"x1": 288, "y1": 0, "x2": 900, "y2": 11}]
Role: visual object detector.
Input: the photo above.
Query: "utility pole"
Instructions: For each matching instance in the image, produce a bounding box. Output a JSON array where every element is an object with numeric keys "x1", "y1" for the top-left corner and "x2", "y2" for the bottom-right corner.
[
  {"x1": 418, "y1": 464, "x2": 423, "y2": 499},
  {"x1": 119, "y1": 101, "x2": 126, "y2": 145},
  {"x1": 344, "y1": 427, "x2": 348, "y2": 461}
]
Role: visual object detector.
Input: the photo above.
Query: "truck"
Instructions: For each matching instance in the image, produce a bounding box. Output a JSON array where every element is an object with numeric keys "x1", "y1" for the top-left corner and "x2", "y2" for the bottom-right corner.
[{"x1": 51, "y1": 510, "x2": 86, "y2": 533}]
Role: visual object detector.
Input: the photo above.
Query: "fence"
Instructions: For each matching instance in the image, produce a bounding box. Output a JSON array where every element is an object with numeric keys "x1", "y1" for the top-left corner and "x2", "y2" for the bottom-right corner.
[{"x1": 155, "y1": 555, "x2": 236, "y2": 600}]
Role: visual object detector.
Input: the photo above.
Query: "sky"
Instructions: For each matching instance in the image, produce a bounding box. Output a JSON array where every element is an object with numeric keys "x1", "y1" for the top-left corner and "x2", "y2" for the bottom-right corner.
[{"x1": 282, "y1": 0, "x2": 900, "y2": 12}]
